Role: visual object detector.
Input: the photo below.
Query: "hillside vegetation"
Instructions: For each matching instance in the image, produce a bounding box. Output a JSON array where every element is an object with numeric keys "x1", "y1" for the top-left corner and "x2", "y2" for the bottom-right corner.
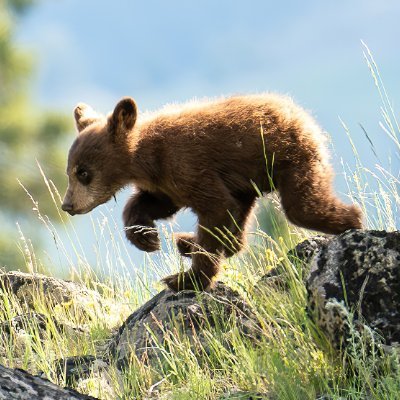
[{"x1": 0, "y1": 46, "x2": 399, "y2": 399}]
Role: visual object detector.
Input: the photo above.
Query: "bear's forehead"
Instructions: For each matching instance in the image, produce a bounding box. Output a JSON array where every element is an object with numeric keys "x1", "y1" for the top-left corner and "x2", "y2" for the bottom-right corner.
[
  {"x1": 67, "y1": 138, "x2": 83, "y2": 171},
  {"x1": 67, "y1": 130, "x2": 110, "y2": 173},
  {"x1": 67, "y1": 136, "x2": 90, "y2": 172}
]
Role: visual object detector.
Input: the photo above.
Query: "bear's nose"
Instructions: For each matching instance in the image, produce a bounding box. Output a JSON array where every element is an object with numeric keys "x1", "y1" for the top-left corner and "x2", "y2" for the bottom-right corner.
[{"x1": 61, "y1": 202, "x2": 74, "y2": 212}]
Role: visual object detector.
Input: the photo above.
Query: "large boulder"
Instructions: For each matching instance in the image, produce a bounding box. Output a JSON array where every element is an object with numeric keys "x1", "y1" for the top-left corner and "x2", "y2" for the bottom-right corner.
[
  {"x1": 107, "y1": 282, "x2": 260, "y2": 368},
  {"x1": 306, "y1": 230, "x2": 400, "y2": 350},
  {"x1": 0, "y1": 363, "x2": 97, "y2": 399}
]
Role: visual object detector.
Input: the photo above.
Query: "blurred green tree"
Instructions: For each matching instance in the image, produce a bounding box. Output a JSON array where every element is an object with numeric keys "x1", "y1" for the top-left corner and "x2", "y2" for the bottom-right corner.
[{"x1": 0, "y1": 0, "x2": 71, "y2": 268}]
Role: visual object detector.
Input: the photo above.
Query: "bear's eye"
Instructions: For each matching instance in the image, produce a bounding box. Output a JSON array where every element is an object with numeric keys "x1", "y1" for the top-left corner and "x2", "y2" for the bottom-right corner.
[{"x1": 76, "y1": 167, "x2": 91, "y2": 185}]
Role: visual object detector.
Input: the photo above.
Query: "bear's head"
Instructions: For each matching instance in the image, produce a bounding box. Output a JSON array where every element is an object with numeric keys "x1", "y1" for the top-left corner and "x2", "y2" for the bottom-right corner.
[{"x1": 62, "y1": 97, "x2": 137, "y2": 215}]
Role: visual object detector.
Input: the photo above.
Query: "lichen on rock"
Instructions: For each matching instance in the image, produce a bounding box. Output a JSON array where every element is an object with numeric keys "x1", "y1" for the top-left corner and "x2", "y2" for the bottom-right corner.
[{"x1": 306, "y1": 230, "x2": 400, "y2": 350}]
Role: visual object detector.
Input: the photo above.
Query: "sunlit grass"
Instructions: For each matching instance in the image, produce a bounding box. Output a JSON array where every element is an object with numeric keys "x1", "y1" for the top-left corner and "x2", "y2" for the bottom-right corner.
[{"x1": 2, "y1": 183, "x2": 397, "y2": 399}]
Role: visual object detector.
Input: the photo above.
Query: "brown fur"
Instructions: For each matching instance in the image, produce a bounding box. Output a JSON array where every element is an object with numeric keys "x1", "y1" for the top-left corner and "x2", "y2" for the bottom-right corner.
[{"x1": 62, "y1": 94, "x2": 363, "y2": 291}]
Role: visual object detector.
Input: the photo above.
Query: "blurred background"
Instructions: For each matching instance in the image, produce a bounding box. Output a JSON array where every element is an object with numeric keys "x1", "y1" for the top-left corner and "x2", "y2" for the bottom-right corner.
[{"x1": 0, "y1": 0, "x2": 399, "y2": 277}]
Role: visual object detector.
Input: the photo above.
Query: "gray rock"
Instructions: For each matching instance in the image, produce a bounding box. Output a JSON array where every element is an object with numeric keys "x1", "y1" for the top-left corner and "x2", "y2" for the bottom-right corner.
[
  {"x1": 51, "y1": 356, "x2": 108, "y2": 386},
  {"x1": 287, "y1": 235, "x2": 331, "y2": 265},
  {"x1": 0, "y1": 312, "x2": 87, "y2": 338},
  {"x1": 258, "y1": 235, "x2": 331, "y2": 288},
  {"x1": 108, "y1": 282, "x2": 260, "y2": 368},
  {"x1": 0, "y1": 271, "x2": 103, "y2": 319},
  {"x1": 0, "y1": 363, "x2": 97, "y2": 399},
  {"x1": 42, "y1": 356, "x2": 117, "y2": 400},
  {"x1": 0, "y1": 313, "x2": 49, "y2": 335},
  {"x1": 306, "y1": 230, "x2": 400, "y2": 350}
]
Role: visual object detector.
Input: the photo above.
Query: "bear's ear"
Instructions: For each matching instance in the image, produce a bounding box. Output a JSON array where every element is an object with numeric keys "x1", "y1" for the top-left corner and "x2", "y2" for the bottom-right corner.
[
  {"x1": 108, "y1": 97, "x2": 137, "y2": 140},
  {"x1": 74, "y1": 103, "x2": 101, "y2": 133}
]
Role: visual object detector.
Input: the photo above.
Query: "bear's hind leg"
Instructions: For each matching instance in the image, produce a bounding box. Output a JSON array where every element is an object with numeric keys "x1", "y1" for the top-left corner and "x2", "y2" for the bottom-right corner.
[
  {"x1": 163, "y1": 180, "x2": 248, "y2": 291},
  {"x1": 277, "y1": 165, "x2": 362, "y2": 234},
  {"x1": 123, "y1": 190, "x2": 180, "y2": 252},
  {"x1": 222, "y1": 192, "x2": 257, "y2": 257},
  {"x1": 163, "y1": 213, "x2": 227, "y2": 292},
  {"x1": 174, "y1": 192, "x2": 256, "y2": 259}
]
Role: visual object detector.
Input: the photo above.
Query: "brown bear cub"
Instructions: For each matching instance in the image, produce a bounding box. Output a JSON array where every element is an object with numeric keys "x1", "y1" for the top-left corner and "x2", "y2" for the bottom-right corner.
[{"x1": 62, "y1": 94, "x2": 362, "y2": 292}]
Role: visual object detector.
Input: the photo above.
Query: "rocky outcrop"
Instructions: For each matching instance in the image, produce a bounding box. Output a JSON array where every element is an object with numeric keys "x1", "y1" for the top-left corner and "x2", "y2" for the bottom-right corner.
[
  {"x1": 1, "y1": 229, "x2": 398, "y2": 398},
  {"x1": 306, "y1": 230, "x2": 400, "y2": 350},
  {"x1": 107, "y1": 282, "x2": 260, "y2": 368},
  {"x1": 0, "y1": 271, "x2": 103, "y2": 317},
  {"x1": 108, "y1": 230, "x2": 400, "y2": 367},
  {"x1": 0, "y1": 364, "x2": 97, "y2": 399}
]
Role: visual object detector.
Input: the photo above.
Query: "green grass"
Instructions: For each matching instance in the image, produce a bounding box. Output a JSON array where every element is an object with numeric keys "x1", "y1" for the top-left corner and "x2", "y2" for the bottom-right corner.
[
  {"x1": 3, "y1": 217, "x2": 400, "y2": 399},
  {"x1": 0, "y1": 45, "x2": 399, "y2": 399}
]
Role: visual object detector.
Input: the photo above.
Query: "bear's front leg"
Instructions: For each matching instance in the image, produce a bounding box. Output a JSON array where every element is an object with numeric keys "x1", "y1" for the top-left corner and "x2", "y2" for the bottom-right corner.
[
  {"x1": 123, "y1": 190, "x2": 180, "y2": 252},
  {"x1": 173, "y1": 191, "x2": 257, "y2": 260}
]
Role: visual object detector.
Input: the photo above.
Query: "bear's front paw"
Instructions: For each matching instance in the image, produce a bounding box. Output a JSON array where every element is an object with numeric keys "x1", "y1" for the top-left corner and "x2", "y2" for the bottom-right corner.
[
  {"x1": 174, "y1": 232, "x2": 196, "y2": 258},
  {"x1": 162, "y1": 271, "x2": 213, "y2": 292},
  {"x1": 124, "y1": 223, "x2": 160, "y2": 252}
]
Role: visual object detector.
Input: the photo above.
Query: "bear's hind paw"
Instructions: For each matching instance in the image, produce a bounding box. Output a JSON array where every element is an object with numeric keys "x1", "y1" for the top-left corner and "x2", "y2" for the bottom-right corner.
[
  {"x1": 174, "y1": 232, "x2": 196, "y2": 258},
  {"x1": 162, "y1": 271, "x2": 212, "y2": 292}
]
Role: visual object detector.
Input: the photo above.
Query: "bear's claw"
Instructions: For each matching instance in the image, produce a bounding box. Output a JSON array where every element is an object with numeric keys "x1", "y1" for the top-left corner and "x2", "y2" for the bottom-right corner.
[{"x1": 125, "y1": 225, "x2": 160, "y2": 252}]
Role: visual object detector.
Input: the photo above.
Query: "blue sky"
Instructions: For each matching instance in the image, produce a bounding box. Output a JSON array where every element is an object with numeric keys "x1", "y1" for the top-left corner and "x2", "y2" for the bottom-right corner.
[
  {"x1": 17, "y1": 1, "x2": 400, "y2": 160},
  {"x1": 14, "y1": 0, "x2": 400, "y2": 275}
]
